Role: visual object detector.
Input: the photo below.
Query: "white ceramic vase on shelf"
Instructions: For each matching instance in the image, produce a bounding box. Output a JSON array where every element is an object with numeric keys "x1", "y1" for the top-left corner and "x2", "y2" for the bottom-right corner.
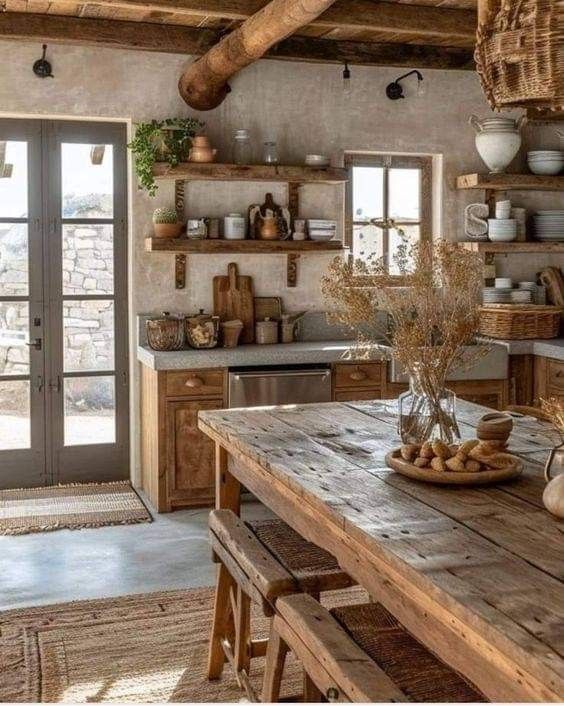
[{"x1": 469, "y1": 115, "x2": 526, "y2": 174}]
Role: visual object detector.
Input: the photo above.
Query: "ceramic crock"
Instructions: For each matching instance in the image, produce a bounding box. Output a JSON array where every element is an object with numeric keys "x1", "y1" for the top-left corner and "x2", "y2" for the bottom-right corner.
[
  {"x1": 469, "y1": 115, "x2": 526, "y2": 174},
  {"x1": 146, "y1": 312, "x2": 185, "y2": 351},
  {"x1": 188, "y1": 136, "x2": 217, "y2": 163},
  {"x1": 543, "y1": 443, "x2": 564, "y2": 519}
]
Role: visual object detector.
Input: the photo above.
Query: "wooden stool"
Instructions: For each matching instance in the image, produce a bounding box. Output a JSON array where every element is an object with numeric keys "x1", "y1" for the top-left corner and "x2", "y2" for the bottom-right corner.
[
  {"x1": 263, "y1": 593, "x2": 487, "y2": 703},
  {"x1": 207, "y1": 509, "x2": 354, "y2": 699}
]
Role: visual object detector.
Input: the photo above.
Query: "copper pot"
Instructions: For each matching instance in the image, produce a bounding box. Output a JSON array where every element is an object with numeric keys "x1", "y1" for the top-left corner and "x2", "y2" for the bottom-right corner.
[
  {"x1": 258, "y1": 216, "x2": 279, "y2": 240},
  {"x1": 146, "y1": 312, "x2": 185, "y2": 351}
]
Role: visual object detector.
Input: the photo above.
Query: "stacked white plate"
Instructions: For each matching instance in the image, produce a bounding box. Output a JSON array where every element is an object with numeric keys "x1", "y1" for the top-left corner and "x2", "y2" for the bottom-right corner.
[
  {"x1": 533, "y1": 211, "x2": 564, "y2": 241},
  {"x1": 307, "y1": 219, "x2": 337, "y2": 241},
  {"x1": 483, "y1": 287, "x2": 513, "y2": 304},
  {"x1": 528, "y1": 150, "x2": 564, "y2": 175},
  {"x1": 488, "y1": 218, "x2": 517, "y2": 242},
  {"x1": 510, "y1": 289, "x2": 533, "y2": 304}
]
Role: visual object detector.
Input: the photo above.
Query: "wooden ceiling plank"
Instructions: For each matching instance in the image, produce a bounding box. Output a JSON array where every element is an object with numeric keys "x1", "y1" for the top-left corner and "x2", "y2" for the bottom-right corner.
[
  {"x1": 0, "y1": 11, "x2": 474, "y2": 70},
  {"x1": 22, "y1": 0, "x2": 477, "y2": 44}
]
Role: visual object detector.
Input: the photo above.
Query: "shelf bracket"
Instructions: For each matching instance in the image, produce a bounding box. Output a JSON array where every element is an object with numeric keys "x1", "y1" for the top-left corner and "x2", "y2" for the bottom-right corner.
[
  {"x1": 287, "y1": 253, "x2": 300, "y2": 287},
  {"x1": 175, "y1": 254, "x2": 187, "y2": 289}
]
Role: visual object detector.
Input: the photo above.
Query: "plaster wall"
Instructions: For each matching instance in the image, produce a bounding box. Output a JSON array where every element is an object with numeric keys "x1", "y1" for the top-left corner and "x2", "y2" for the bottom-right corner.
[{"x1": 1, "y1": 40, "x2": 562, "y2": 481}]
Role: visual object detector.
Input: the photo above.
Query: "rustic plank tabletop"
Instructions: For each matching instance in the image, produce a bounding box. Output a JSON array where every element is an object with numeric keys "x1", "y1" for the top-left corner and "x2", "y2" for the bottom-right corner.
[{"x1": 199, "y1": 399, "x2": 564, "y2": 702}]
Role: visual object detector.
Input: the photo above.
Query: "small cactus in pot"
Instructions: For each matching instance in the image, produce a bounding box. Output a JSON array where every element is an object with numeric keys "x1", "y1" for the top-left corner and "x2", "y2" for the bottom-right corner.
[{"x1": 152, "y1": 207, "x2": 183, "y2": 239}]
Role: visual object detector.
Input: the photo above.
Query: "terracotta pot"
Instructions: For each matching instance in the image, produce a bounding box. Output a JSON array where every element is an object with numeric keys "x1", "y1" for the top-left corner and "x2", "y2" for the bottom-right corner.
[
  {"x1": 258, "y1": 216, "x2": 279, "y2": 240},
  {"x1": 189, "y1": 136, "x2": 217, "y2": 163},
  {"x1": 153, "y1": 222, "x2": 183, "y2": 239}
]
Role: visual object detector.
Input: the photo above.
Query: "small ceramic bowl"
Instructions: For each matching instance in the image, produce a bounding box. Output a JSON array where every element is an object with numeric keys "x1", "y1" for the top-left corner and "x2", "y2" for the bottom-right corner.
[{"x1": 305, "y1": 154, "x2": 330, "y2": 167}]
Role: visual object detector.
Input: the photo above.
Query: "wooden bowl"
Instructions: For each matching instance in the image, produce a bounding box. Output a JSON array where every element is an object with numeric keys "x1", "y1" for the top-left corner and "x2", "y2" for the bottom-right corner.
[
  {"x1": 385, "y1": 449, "x2": 523, "y2": 486},
  {"x1": 477, "y1": 412, "x2": 513, "y2": 443}
]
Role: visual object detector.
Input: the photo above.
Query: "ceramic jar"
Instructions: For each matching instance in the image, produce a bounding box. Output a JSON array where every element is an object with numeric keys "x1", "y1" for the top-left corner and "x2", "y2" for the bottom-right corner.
[
  {"x1": 469, "y1": 115, "x2": 526, "y2": 174},
  {"x1": 188, "y1": 136, "x2": 217, "y2": 163},
  {"x1": 258, "y1": 216, "x2": 279, "y2": 240},
  {"x1": 543, "y1": 445, "x2": 564, "y2": 518},
  {"x1": 146, "y1": 312, "x2": 185, "y2": 351},
  {"x1": 224, "y1": 214, "x2": 246, "y2": 240},
  {"x1": 255, "y1": 318, "x2": 278, "y2": 345}
]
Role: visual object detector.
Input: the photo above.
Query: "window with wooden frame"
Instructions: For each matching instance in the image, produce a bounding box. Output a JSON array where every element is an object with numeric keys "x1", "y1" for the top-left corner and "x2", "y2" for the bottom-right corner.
[{"x1": 345, "y1": 154, "x2": 432, "y2": 275}]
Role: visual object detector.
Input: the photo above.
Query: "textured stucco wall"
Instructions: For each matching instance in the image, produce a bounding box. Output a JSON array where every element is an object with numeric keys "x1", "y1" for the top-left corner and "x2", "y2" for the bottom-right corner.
[{"x1": 1, "y1": 40, "x2": 562, "y2": 480}]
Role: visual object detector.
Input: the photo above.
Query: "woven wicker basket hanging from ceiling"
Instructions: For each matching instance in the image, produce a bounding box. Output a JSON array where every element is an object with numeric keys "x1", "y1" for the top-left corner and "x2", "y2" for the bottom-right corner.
[{"x1": 475, "y1": 0, "x2": 564, "y2": 112}]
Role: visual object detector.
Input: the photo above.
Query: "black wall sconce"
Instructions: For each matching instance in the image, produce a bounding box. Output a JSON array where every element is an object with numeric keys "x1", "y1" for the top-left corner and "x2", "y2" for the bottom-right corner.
[
  {"x1": 33, "y1": 45, "x2": 54, "y2": 79},
  {"x1": 386, "y1": 69, "x2": 423, "y2": 100}
]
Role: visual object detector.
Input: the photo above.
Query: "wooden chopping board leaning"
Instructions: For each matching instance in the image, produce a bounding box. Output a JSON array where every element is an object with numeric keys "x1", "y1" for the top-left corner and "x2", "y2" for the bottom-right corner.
[{"x1": 213, "y1": 262, "x2": 255, "y2": 344}]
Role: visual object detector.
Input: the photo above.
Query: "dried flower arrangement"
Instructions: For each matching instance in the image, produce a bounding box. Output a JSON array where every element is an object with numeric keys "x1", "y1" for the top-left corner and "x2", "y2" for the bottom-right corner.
[
  {"x1": 322, "y1": 234, "x2": 486, "y2": 442},
  {"x1": 541, "y1": 397, "x2": 564, "y2": 439}
]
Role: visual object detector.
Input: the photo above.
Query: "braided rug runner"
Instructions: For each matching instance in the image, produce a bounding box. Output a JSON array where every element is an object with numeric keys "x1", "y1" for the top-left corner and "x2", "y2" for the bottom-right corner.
[
  {"x1": 0, "y1": 586, "x2": 366, "y2": 702},
  {"x1": 0, "y1": 482, "x2": 151, "y2": 535}
]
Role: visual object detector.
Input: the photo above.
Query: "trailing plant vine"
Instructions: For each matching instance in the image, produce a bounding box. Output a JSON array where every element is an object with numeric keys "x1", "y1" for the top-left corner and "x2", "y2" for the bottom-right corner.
[{"x1": 128, "y1": 117, "x2": 204, "y2": 196}]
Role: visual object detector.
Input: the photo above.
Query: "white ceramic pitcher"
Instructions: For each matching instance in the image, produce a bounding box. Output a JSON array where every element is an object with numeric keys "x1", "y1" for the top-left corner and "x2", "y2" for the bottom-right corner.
[{"x1": 469, "y1": 115, "x2": 526, "y2": 173}]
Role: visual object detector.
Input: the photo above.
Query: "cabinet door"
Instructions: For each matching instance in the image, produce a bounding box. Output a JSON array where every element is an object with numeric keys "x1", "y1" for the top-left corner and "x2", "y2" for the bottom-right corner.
[{"x1": 166, "y1": 397, "x2": 222, "y2": 508}]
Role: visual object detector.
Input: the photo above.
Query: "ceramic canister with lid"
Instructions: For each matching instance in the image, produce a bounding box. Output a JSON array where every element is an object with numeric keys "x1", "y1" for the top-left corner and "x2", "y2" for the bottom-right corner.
[
  {"x1": 224, "y1": 213, "x2": 246, "y2": 240},
  {"x1": 255, "y1": 318, "x2": 278, "y2": 345}
]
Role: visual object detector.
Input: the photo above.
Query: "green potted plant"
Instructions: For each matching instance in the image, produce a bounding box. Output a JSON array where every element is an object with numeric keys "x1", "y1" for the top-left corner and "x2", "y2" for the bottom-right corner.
[
  {"x1": 128, "y1": 117, "x2": 204, "y2": 196},
  {"x1": 153, "y1": 207, "x2": 183, "y2": 239}
]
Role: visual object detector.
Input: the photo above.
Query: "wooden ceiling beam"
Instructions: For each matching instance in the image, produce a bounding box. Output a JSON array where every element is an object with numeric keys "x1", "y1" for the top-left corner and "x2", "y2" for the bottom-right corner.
[
  {"x1": 178, "y1": 0, "x2": 342, "y2": 110},
  {"x1": 0, "y1": 11, "x2": 475, "y2": 70},
  {"x1": 31, "y1": 0, "x2": 477, "y2": 45}
]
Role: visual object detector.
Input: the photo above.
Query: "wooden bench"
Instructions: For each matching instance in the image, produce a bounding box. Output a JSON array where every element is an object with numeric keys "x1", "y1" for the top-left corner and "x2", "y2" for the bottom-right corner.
[
  {"x1": 264, "y1": 593, "x2": 487, "y2": 703},
  {"x1": 207, "y1": 509, "x2": 354, "y2": 700}
]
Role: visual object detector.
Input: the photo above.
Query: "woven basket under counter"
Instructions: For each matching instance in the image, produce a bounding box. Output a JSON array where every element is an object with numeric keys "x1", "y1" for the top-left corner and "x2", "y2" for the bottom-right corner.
[{"x1": 479, "y1": 305, "x2": 562, "y2": 340}]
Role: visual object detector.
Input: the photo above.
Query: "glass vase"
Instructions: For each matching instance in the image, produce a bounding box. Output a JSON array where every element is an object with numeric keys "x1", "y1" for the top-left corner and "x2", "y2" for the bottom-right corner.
[{"x1": 398, "y1": 378, "x2": 461, "y2": 444}]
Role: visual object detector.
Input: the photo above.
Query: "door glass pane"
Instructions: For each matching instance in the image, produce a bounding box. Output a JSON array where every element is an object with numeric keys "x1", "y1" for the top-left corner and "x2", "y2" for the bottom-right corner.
[
  {"x1": 63, "y1": 300, "x2": 114, "y2": 372},
  {"x1": 62, "y1": 143, "x2": 113, "y2": 219},
  {"x1": 0, "y1": 223, "x2": 28, "y2": 296},
  {"x1": 389, "y1": 225, "x2": 420, "y2": 275},
  {"x1": 0, "y1": 140, "x2": 27, "y2": 218},
  {"x1": 0, "y1": 380, "x2": 30, "y2": 449},
  {"x1": 353, "y1": 224, "x2": 383, "y2": 264},
  {"x1": 0, "y1": 301, "x2": 29, "y2": 376},
  {"x1": 352, "y1": 167, "x2": 383, "y2": 222},
  {"x1": 389, "y1": 168, "x2": 420, "y2": 222},
  {"x1": 64, "y1": 375, "x2": 115, "y2": 445},
  {"x1": 63, "y1": 224, "x2": 114, "y2": 295}
]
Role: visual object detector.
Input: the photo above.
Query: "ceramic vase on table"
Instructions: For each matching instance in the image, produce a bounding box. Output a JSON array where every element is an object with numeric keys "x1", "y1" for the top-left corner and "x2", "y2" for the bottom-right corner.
[
  {"x1": 469, "y1": 115, "x2": 526, "y2": 174},
  {"x1": 543, "y1": 444, "x2": 564, "y2": 518}
]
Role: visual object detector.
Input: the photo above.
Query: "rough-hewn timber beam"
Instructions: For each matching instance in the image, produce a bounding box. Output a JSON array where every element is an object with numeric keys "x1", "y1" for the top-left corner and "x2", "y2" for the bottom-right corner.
[
  {"x1": 39, "y1": 0, "x2": 477, "y2": 46},
  {"x1": 178, "y1": 0, "x2": 341, "y2": 110},
  {"x1": 0, "y1": 12, "x2": 475, "y2": 71}
]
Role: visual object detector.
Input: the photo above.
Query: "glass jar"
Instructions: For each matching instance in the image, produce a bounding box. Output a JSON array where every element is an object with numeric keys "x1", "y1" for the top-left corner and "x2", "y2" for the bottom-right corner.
[
  {"x1": 398, "y1": 378, "x2": 460, "y2": 444},
  {"x1": 232, "y1": 129, "x2": 251, "y2": 165},
  {"x1": 263, "y1": 140, "x2": 279, "y2": 165}
]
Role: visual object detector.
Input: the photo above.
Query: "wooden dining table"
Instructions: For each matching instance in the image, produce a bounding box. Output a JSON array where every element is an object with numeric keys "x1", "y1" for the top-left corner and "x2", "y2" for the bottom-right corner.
[{"x1": 198, "y1": 398, "x2": 564, "y2": 702}]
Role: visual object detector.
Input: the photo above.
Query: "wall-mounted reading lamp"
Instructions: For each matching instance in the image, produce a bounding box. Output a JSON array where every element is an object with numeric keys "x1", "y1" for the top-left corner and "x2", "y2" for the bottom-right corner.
[{"x1": 386, "y1": 70, "x2": 424, "y2": 100}]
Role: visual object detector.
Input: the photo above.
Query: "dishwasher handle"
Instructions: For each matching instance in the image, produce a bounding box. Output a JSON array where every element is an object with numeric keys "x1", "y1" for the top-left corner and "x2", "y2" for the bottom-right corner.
[{"x1": 231, "y1": 370, "x2": 330, "y2": 381}]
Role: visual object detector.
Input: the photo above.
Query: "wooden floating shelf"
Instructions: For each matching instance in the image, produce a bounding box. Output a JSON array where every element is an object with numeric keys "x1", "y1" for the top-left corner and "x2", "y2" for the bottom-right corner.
[
  {"x1": 460, "y1": 241, "x2": 564, "y2": 253},
  {"x1": 145, "y1": 238, "x2": 345, "y2": 253},
  {"x1": 152, "y1": 162, "x2": 349, "y2": 184},
  {"x1": 457, "y1": 173, "x2": 564, "y2": 191}
]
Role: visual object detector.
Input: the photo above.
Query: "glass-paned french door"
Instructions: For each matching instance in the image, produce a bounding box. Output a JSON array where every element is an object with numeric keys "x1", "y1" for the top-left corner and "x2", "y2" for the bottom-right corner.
[{"x1": 0, "y1": 119, "x2": 129, "y2": 489}]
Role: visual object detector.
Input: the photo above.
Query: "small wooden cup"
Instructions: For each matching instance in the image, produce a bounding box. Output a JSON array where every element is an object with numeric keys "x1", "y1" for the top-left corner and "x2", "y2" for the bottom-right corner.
[
  {"x1": 477, "y1": 412, "x2": 513, "y2": 447},
  {"x1": 221, "y1": 320, "x2": 243, "y2": 348}
]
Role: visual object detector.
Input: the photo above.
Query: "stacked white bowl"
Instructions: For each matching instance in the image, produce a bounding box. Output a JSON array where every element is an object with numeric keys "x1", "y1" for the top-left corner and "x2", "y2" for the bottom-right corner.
[
  {"x1": 527, "y1": 150, "x2": 564, "y2": 175},
  {"x1": 533, "y1": 210, "x2": 564, "y2": 241},
  {"x1": 488, "y1": 218, "x2": 517, "y2": 241}
]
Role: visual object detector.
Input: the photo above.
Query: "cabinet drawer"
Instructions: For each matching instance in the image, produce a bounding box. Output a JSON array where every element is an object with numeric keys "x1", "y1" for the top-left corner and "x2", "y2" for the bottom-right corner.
[
  {"x1": 166, "y1": 369, "x2": 224, "y2": 398},
  {"x1": 334, "y1": 362, "x2": 384, "y2": 390},
  {"x1": 335, "y1": 389, "x2": 382, "y2": 402},
  {"x1": 547, "y1": 359, "x2": 564, "y2": 392}
]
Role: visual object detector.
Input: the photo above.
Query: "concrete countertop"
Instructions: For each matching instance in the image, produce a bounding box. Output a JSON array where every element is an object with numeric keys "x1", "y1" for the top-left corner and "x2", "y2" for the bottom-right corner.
[
  {"x1": 479, "y1": 338, "x2": 564, "y2": 360},
  {"x1": 138, "y1": 336, "x2": 564, "y2": 372},
  {"x1": 137, "y1": 340, "x2": 383, "y2": 371}
]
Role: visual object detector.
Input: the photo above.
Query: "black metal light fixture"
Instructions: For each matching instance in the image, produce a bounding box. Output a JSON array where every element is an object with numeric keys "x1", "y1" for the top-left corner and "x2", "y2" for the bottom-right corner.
[
  {"x1": 33, "y1": 45, "x2": 54, "y2": 79},
  {"x1": 386, "y1": 69, "x2": 423, "y2": 100},
  {"x1": 342, "y1": 61, "x2": 351, "y2": 94}
]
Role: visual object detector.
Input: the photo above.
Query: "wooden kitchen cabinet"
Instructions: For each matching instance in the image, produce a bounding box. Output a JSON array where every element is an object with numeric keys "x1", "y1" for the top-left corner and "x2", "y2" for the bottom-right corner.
[
  {"x1": 140, "y1": 365, "x2": 226, "y2": 512},
  {"x1": 385, "y1": 379, "x2": 509, "y2": 410},
  {"x1": 534, "y1": 356, "x2": 564, "y2": 403},
  {"x1": 332, "y1": 361, "x2": 386, "y2": 401}
]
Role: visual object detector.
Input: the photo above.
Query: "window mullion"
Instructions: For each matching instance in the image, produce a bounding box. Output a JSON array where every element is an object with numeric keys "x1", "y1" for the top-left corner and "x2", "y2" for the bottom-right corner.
[{"x1": 383, "y1": 161, "x2": 390, "y2": 270}]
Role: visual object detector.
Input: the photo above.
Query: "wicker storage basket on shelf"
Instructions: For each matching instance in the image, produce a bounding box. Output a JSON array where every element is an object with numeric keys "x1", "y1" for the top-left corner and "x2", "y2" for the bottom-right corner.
[
  {"x1": 475, "y1": 0, "x2": 564, "y2": 112},
  {"x1": 479, "y1": 304, "x2": 562, "y2": 339}
]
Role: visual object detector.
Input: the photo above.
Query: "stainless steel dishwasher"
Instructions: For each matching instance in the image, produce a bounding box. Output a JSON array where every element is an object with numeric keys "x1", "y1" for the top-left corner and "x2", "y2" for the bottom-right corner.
[{"x1": 228, "y1": 365, "x2": 332, "y2": 408}]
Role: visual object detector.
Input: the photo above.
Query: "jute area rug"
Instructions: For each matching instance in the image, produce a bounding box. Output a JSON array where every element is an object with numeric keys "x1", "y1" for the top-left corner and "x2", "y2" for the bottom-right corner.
[
  {"x1": 0, "y1": 585, "x2": 366, "y2": 703},
  {"x1": 0, "y1": 482, "x2": 152, "y2": 536}
]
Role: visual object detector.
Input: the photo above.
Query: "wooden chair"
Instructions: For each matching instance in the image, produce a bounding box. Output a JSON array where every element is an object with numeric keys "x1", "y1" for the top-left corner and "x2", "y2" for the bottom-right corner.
[
  {"x1": 207, "y1": 509, "x2": 354, "y2": 699},
  {"x1": 263, "y1": 593, "x2": 487, "y2": 703}
]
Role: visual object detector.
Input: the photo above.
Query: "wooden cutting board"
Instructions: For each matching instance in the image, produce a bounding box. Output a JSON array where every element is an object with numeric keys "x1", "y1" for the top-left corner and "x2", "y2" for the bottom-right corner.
[{"x1": 213, "y1": 262, "x2": 255, "y2": 343}]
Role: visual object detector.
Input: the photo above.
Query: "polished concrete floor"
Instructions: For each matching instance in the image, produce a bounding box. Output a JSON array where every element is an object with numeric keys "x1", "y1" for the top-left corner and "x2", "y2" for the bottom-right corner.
[{"x1": 0, "y1": 495, "x2": 272, "y2": 611}]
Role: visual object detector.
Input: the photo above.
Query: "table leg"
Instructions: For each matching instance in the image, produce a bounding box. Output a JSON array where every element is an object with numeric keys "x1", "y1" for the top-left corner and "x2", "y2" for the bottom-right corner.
[{"x1": 215, "y1": 442, "x2": 241, "y2": 514}]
